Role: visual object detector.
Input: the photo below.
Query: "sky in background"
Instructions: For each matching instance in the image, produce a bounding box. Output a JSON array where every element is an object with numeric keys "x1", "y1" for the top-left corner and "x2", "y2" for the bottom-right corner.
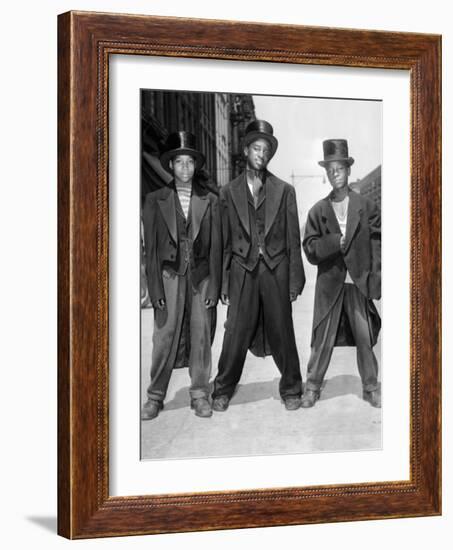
[{"x1": 252, "y1": 94, "x2": 382, "y2": 223}]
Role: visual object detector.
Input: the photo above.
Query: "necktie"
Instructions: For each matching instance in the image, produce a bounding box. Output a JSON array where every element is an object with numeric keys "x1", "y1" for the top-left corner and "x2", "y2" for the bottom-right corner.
[{"x1": 249, "y1": 170, "x2": 263, "y2": 208}]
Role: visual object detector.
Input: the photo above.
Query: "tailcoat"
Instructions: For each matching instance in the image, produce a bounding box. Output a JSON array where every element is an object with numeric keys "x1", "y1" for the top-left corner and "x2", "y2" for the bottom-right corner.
[
  {"x1": 221, "y1": 170, "x2": 305, "y2": 357},
  {"x1": 142, "y1": 180, "x2": 221, "y2": 402},
  {"x1": 143, "y1": 180, "x2": 221, "y2": 308},
  {"x1": 303, "y1": 189, "x2": 381, "y2": 347},
  {"x1": 212, "y1": 170, "x2": 305, "y2": 401}
]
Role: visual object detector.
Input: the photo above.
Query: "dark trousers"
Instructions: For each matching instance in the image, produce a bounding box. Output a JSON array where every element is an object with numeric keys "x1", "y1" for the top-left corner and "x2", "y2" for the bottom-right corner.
[
  {"x1": 305, "y1": 283, "x2": 379, "y2": 393},
  {"x1": 146, "y1": 270, "x2": 213, "y2": 403},
  {"x1": 213, "y1": 257, "x2": 302, "y2": 400}
]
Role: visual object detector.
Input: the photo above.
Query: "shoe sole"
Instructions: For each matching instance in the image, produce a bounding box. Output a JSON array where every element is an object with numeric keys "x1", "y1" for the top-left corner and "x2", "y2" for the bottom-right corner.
[
  {"x1": 363, "y1": 398, "x2": 381, "y2": 408},
  {"x1": 191, "y1": 401, "x2": 213, "y2": 417},
  {"x1": 300, "y1": 394, "x2": 320, "y2": 408},
  {"x1": 141, "y1": 414, "x2": 159, "y2": 421},
  {"x1": 362, "y1": 392, "x2": 381, "y2": 408},
  {"x1": 212, "y1": 402, "x2": 229, "y2": 412},
  {"x1": 300, "y1": 402, "x2": 317, "y2": 409},
  {"x1": 194, "y1": 410, "x2": 213, "y2": 418},
  {"x1": 283, "y1": 400, "x2": 302, "y2": 411},
  {"x1": 141, "y1": 409, "x2": 161, "y2": 421},
  {"x1": 141, "y1": 402, "x2": 163, "y2": 421}
]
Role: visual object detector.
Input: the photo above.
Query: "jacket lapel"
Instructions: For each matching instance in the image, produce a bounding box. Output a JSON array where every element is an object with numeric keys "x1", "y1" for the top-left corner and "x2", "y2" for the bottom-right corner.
[
  {"x1": 321, "y1": 196, "x2": 341, "y2": 234},
  {"x1": 190, "y1": 193, "x2": 209, "y2": 241},
  {"x1": 174, "y1": 192, "x2": 185, "y2": 219},
  {"x1": 230, "y1": 174, "x2": 250, "y2": 236},
  {"x1": 265, "y1": 173, "x2": 284, "y2": 236},
  {"x1": 343, "y1": 191, "x2": 361, "y2": 252},
  {"x1": 157, "y1": 188, "x2": 178, "y2": 244}
]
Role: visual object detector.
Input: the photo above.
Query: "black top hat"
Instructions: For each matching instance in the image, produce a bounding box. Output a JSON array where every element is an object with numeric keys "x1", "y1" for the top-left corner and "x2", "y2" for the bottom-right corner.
[
  {"x1": 243, "y1": 119, "x2": 278, "y2": 157},
  {"x1": 318, "y1": 139, "x2": 355, "y2": 168},
  {"x1": 160, "y1": 131, "x2": 206, "y2": 174}
]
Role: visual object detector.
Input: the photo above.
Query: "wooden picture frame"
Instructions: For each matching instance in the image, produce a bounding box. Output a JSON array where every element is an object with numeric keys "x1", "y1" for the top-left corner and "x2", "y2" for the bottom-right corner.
[{"x1": 58, "y1": 10, "x2": 441, "y2": 539}]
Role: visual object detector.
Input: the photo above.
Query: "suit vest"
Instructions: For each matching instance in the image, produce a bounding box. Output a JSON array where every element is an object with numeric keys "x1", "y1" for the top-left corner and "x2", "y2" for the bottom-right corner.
[
  {"x1": 162, "y1": 195, "x2": 191, "y2": 277},
  {"x1": 236, "y1": 186, "x2": 273, "y2": 271}
]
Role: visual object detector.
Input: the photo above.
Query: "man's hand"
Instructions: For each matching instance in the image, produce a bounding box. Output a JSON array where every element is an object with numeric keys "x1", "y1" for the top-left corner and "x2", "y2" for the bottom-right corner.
[
  {"x1": 340, "y1": 234, "x2": 346, "y2": 253},
  {"x1": 205, "y1": 298, "x2": 216, "y2": 309},
  {"x1": 290, "y1": 292, "x2": 297, "y2": 302},
  {"x1": 155, "y1": 299, "x2": 166, "y2": 311},
  {"x1": 221, "y1": 294, "x2": 230, "y2": 306}
]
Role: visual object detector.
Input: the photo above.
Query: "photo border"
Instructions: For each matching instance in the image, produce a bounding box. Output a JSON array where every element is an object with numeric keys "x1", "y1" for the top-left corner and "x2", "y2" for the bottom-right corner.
[{"x1": 57, "y1": 11, "x2": 441, "y2": 538}]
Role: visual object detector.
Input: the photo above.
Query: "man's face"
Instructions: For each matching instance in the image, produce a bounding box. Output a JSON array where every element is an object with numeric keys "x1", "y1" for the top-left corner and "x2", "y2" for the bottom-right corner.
[
  {"x1": 244, "y1": 138, "x2": 272, "y2": 171},
  {"x1": 170, "y1": 154, "x2": 195, "y2": 184},
  {"x1": 325, "y1": 161, "x2": 350, "y2": 190}
]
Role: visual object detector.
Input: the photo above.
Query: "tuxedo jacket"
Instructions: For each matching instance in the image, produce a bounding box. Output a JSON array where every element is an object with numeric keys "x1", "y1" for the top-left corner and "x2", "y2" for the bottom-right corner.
[
  {"x1": 303, "y1": 189, "x2": 381, "y2": 345},
  {"x1": 220, "y1": 171, "x2": 305, "y2": 299},
  {"x1": 142, "y1": 181, "x2": 221, "y2": 308}
]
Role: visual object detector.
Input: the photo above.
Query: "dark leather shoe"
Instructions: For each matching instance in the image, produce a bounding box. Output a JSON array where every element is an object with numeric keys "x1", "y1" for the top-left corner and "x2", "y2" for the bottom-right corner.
[
  {"x1": 141, "y1": 398, "x2": 163, "y2": 421},
  {"x1": 212, "y1": 395, "x2": 230, "y2": 412},
  {"x1": 283, "y1": 396, "x2": 302, "y2": 411},
  {"x1": 191, "y1": 397, "x2": 213, "y2": 418},
  {"x1": 363, "y1": 389, "x2": 381, "y2": 408},
  {"x1": 300, "y1": 389, "x2": 320, "y2": 408}
]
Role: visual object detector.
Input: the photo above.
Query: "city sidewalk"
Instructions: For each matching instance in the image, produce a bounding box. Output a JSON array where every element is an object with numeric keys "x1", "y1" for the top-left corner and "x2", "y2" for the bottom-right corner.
[{"x1": 141, "y1": 265, "x2": 382, "y2": 460}]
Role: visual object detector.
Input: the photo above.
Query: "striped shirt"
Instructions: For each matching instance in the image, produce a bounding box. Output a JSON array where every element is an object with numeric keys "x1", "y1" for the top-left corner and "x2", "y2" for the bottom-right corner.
[{"x1": 175, "y1": 182, "x2": 192, "y2": 219}]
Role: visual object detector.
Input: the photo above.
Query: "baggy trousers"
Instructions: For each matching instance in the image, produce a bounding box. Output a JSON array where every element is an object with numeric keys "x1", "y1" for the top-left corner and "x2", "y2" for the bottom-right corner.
[
  {"x1": 305, "y1": 283, "x2": 379, "y2": 393},
  {"x1": 213, "y1": 257, "x2": 302, "y2": 400},
  {"x1": 146, "y1": 270, "x2": 213, "y2": 404}
]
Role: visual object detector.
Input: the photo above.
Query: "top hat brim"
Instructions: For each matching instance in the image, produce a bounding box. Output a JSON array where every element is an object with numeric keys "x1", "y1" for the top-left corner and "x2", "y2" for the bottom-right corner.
[
  {"x1": 244, "y1": 131, "x2": 278, "y2": 157},
  {"x1": 318, "y1": 156, "x2": 354, "y2": 168},
  {"x1": 160, "y1": 148, "x2": 205, "y2": 174}
]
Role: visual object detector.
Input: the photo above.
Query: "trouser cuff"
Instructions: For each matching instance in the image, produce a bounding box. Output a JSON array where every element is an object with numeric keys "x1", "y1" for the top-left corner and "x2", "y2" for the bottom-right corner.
[
  {"x1": 146, "y1": 390, "x2": 165, "y2": 404},
  {"x1": 363, "y1": 383, "x2": 379, "y2": 392},
  {"x1": 190, "y1": 388, "x2": 210, "y2": 400},
  {"x1": 304, "y1": 381, "x2": 322, "y2": 392}
]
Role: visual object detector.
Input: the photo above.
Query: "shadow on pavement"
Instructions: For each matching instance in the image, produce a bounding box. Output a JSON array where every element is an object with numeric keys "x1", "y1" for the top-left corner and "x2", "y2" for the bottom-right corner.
[
  {"x1": 163, "y1": 387, "x2": 191, "y2": 411},
  {"x1": 229, "y1": 378, "x2": 281, "y2": 405},
  {"x1": 164, "y1": 378, "x2": 281, "y2": 410},
  {"x1": 319, "y1": 374, "x2": 364, "y2": 401},
  {"x1": 163, "y1": 375, "x2": 380, "y2": 410}
]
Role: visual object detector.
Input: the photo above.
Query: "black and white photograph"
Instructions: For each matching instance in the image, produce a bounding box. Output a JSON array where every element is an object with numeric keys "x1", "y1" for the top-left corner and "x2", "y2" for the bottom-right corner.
[
  {"x1": 2, "y1": 0, "x2": 447, "y2": 546},
  {"x1": 140, "y1": 89, "x2": 382, "y2": 460}
]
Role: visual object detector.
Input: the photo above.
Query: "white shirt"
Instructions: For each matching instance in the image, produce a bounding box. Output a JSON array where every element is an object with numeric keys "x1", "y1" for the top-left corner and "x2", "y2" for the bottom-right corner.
[
  {"x1": 246, "y1": 171, "x2": 263, "y2": 200},
  {"x1": 330, "y1": 196, "x2": 353, "y2": 284}
]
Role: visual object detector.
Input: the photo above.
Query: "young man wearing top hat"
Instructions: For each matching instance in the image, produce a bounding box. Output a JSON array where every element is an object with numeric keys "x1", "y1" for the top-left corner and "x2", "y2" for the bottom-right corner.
[
  {"x1": 211, "y1": 120, "x2": 305, "y2": 412},
  {"x1": 141, "y1": 131, "x2": 221, "y2": 420},
  {"x1": 301, "y1": 139, "x2": 382, "y2": 409}
]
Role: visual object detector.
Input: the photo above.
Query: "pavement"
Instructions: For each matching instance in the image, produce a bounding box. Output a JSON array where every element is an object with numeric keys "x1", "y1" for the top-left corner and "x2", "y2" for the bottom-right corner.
[{"x1": 141, "y1": 263, "x2": 382, "y2": 460}]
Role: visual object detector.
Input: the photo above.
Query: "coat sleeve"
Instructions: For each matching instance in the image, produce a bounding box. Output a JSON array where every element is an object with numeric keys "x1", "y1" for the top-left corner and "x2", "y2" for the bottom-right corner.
[
  {"x1": 142, "y1": 194, "x2": 165, "y2": 307},
  {"x1": 303, "y1": 206, "x2": 342, "y2": 265},
  {"x1": 206, "y1": 194, "x2": 222, "y2": 303},
  {"x1": 219, "y1": 186, "x2": 232, "y2": 298},
  {"x1": 286, "y1": 185, "x2": 305, "y2": 296},
  {"x1": 368, "y1": 201, "x2": 381, "y2": 300}
]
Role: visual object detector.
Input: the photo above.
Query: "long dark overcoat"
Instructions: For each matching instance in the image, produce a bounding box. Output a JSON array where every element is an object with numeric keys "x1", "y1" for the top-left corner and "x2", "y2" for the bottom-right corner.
[
  {"x1": 303, "y1": 190, "x2": 381, "y2": 347},
  {"x1": 221, "y1": 171, "x2": 305, "y2": 356}
]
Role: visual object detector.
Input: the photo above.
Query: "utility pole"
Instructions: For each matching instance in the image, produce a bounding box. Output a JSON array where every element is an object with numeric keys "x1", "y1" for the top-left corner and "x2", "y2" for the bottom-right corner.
[{"x1": 290, "y1": 171, "x2": 325, "y2": 186}]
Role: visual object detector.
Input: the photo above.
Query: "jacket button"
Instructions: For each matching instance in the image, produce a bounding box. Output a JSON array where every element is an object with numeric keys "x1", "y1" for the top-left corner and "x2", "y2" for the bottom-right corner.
[
  {"x1": 238, "y1": 234, "x2": 242, "y2": 240},
  {"x1": 239, "y1": 248, "x2": 243, "y2": 253}
]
